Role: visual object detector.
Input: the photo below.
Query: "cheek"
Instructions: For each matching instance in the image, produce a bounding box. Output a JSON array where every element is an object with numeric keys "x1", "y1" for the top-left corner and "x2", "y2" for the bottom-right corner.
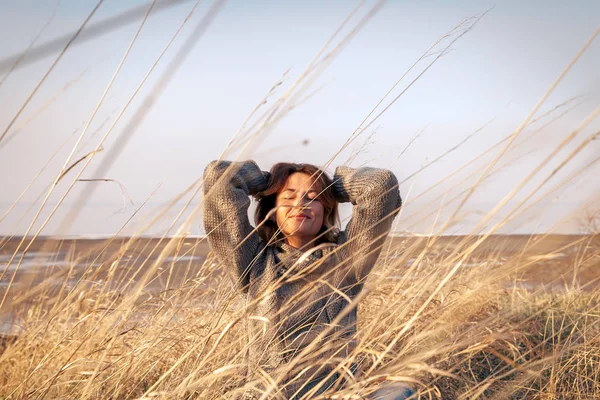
[
  {"x1": 275, "y1": 204, "x2": 287, "y2": 227},
  {"x1": 312, "y1": 203, "x2": 325, "y2": 225}
]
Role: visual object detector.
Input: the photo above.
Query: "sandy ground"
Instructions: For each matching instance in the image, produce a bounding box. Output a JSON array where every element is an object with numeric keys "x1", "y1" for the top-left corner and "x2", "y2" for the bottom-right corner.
[
  {"x1": 2, "y1": 234, "x2": 599, "y2": 290},
  {"x1": 1, "y1": 234, "x2": 598, "y2": 318}
]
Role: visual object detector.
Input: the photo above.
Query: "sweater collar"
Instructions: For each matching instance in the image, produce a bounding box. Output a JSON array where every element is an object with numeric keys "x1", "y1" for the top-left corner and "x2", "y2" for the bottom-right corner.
[{"x1": 277, "y1": 242, "x2": 323, "y2": 259}]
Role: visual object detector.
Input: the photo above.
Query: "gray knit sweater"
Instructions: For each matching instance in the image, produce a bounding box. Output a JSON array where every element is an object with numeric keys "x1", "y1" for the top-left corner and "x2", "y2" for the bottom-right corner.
[{"x1": 203, "y1": 161, "x2": 401, "y2": 399}]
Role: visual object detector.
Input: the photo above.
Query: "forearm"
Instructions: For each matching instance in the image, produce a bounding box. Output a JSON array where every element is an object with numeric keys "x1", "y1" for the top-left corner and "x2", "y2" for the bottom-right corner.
[
  {"x1": 204, "y1": 160, "x2": 269, "y2": 197},
  {"x1": 333, "y1": 166, "x2": 402, "y2": 283},
  {"x1": 333, "y1": 166, "x2": 401, "y2": 208}
]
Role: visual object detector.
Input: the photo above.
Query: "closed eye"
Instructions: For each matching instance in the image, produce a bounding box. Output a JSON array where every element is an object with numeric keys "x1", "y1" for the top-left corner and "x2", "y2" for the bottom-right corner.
[{"x1": 279, "y1": 190, "x2": 319, "y2": 201}]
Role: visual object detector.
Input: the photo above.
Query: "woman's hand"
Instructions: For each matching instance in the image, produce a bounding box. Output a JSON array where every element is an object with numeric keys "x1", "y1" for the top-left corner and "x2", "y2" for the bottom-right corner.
[{"x1": 254, "y1": 170, "x2": 271, "y2": 197}]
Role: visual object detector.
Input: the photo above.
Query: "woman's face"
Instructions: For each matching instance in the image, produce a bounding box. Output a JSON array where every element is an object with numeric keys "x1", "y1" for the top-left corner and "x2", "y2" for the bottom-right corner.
[{"x1": 275, "y1": 172, "x2": 325, "y2": 246}]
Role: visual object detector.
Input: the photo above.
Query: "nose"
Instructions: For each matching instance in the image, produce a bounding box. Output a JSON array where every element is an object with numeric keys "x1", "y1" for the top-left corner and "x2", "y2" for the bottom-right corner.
[{"x1": 292, "y1": 193, "x2": 311, "y2": 209}]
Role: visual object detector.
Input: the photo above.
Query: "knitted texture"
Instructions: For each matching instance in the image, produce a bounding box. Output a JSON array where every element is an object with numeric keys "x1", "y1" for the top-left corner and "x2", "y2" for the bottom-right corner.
[{"x1": 203, "y1": 160, "x2": 401, "y2": 399}]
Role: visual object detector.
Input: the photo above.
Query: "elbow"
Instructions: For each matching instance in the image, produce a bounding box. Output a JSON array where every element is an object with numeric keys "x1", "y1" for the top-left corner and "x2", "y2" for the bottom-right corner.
[
  {"x1": 203, "y1": 160, "x2": 231, "y2": 193},
  {"x1": 375, "y1": 169, "x2": 401, "y2": 211},
  {"x1": 204, "y1": 160, "x2": 230, "y2": 178},
  {"x1": 376, "y1": 169, "x2": 399, "y2": 193},
  {"x1": 377, "y1": 169, "x2": 398, "y2": 189}
]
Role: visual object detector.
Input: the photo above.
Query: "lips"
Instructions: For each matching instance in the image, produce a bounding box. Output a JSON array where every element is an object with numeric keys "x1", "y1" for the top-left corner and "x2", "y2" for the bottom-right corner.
[{"x1": 290, "y1": 213, "x2": 310, "y2": 220}]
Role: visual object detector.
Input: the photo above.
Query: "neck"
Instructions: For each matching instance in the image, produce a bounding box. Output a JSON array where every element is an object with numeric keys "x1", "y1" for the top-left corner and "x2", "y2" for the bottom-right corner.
[{"x1": 285, "y1": 236, "x2": 315, "y2": 250}]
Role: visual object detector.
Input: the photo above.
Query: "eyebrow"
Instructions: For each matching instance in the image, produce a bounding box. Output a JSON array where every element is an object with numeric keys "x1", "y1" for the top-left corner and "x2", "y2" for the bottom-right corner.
[{"x1": 281, "y1": 188, "x2": 319, "y2": 194}]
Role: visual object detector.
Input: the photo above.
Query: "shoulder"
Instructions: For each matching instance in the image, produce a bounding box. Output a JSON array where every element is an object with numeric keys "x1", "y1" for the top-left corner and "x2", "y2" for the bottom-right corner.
[
  {"x1": 334, "y1": 229, "x2": 346, "y2": 245},
  {"x1": 333, "y1": 231, "x2": 349, "y2": 258}
]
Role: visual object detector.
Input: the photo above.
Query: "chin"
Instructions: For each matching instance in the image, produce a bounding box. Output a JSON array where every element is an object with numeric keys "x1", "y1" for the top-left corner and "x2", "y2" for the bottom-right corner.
[
  {"x1": 281, "y1": 220, "x2": 321, "y2": 239},
  {"x1": 284, "y1": 229, "x2": 310, "y2": 238},
  {"x1": 284, "y1": 225, "x2": 318, "y2": 238}
]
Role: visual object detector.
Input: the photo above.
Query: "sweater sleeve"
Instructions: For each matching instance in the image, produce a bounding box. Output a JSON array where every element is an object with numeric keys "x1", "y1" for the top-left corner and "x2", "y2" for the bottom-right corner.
[
  {"x1": 203, "y1": 160, "x2": 268, "y2": 293},
  {"x1": 333, "y1": 166, "x2": 402, "y2": 287}
]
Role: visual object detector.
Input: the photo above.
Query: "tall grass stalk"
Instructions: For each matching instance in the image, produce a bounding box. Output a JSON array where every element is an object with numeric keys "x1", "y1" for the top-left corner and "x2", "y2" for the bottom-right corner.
[{"x1": 1, "y1": 7, "x2": 599, "y2": 400}]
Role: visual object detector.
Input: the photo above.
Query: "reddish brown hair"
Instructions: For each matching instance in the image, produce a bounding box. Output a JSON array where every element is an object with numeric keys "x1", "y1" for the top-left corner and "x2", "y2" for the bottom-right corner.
[{"x1": 254, "y1": 163, "x2": 339, "y2": 245}]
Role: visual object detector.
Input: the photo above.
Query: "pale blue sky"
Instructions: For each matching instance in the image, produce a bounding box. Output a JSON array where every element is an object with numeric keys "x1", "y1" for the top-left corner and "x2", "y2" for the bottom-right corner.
[{"x1": 1, "y1": 0, "x2": 599, "y2": 236}]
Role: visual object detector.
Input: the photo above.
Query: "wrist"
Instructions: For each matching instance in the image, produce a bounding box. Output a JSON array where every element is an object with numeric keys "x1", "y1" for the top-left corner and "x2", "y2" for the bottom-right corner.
[{"x1": 333, "y1": 166, "x2": 353, "y2": 203}]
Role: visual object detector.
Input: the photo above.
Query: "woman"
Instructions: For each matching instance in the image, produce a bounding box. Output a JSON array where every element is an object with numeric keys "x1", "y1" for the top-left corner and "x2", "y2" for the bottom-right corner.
[{"x1": 203, "y1": 160, "x2": 407, "y2": 399}]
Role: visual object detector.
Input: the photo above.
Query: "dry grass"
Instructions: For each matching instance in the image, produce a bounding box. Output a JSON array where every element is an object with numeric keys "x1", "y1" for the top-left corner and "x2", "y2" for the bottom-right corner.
[
  {"x1": 0, "y1": 234, "x2": 598, "y2": 399},
  {"x1": 1, "y1": 4, "x2": 599, "y2": 399}
]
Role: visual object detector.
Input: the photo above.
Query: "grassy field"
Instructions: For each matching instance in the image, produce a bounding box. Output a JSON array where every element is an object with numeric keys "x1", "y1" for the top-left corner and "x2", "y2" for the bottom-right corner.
[
  {"x1": 1, "y1": 4, "x2": 599, "y2": 399},
  {"x1": 0, "y1": 233, "x2": 598, "y2": 399}
]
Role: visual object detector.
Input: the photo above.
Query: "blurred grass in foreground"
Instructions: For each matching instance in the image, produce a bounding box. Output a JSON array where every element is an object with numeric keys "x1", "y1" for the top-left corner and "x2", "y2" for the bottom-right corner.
[{"x1": 0, "y1": 234, "x2": 598, "y2": 399}]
